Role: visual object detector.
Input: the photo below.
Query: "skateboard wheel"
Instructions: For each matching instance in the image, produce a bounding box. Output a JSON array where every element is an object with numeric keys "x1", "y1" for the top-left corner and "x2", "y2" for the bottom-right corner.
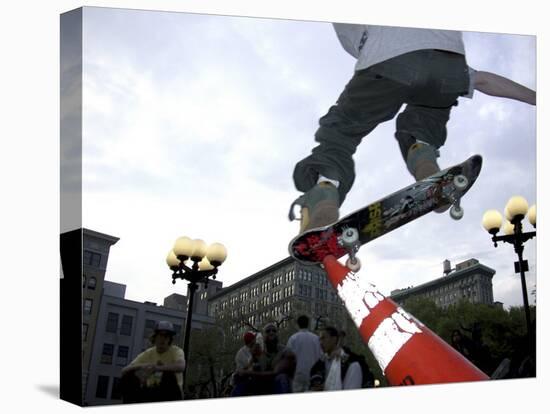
[
  {"x1": 340, "y1": 228, "x2": 359, "y2": 246},
  {"x1": 453, "y1": 174, "x2": 469, "y2": 190},
  {"x1": 346, "y1": 257, "x2": 361, "y2": 272},
  {"x1": 450, "y1": 205, "x2": 464, "y2": 220}
]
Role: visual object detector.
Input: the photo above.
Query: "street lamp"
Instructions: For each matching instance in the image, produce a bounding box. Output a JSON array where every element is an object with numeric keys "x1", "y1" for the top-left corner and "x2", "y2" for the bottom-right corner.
[
  {"x1": 166, "y1": 236, "x2": 227, "y2": 388},
  {"x1": 482, "y1": 196, "x2": 536, "y2": 355}
]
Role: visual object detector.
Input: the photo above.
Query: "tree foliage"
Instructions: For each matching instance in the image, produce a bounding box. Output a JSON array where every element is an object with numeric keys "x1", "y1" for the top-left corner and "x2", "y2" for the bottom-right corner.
[
  {"x1": 185, "y1": 320, "x2": 240, "y2": 398},
  {"x1": 401, "y1": 297, "x2": 536, "y2": 376}
]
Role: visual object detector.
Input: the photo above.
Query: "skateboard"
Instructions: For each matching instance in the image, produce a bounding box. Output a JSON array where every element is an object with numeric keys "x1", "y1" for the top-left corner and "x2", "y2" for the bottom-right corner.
[{"x1": 288, "y1": 155, "x2": 482, "y2": 270}]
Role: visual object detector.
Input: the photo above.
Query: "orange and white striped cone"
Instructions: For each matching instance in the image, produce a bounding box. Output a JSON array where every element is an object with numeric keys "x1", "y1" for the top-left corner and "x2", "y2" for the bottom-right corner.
[{"x1": 322, "y1": 255, "x2": 489, "y2": 385}]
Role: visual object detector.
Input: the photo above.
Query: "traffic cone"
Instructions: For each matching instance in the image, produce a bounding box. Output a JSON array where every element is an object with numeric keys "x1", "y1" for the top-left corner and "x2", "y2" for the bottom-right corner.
[{"x1": 322, "y1": 255, "x2": 489, "y2": 385}]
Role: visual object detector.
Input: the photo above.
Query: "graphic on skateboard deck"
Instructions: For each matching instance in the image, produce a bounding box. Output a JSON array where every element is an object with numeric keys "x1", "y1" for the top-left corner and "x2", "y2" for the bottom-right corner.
[{"x1": 289, "y1": 155, "x2": 482, "y2": 269}]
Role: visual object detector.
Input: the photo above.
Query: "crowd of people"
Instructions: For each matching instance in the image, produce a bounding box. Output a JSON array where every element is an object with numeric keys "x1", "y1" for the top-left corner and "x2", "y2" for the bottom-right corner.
[
  {"x1": 229, "y1": 315, "x2": 374, "y2": 397},
  {"x1": 118, "y1": 313, "x2": 536, "y2": 404},
  {"x1": 119, "y1": 316, "x2": 375, "y2": 403}
]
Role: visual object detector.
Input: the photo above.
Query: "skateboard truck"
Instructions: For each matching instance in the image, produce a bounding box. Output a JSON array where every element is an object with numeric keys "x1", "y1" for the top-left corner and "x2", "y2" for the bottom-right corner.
[
  {"x1": 447, "y1": 174, "x2": 468, "y2": 220},
  {"x1": 450, "y1": 198, "x2": 464, "y2": 220},
  {"x1": 338, "y1": 227, "x2": 362, "y2": 271}
]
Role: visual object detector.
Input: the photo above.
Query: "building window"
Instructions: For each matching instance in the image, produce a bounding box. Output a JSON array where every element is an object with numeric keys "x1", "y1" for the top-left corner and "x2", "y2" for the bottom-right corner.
[
  {"x1": 82, "y1": 274, "x2": 86, "y2": 288},
  {"x1": 88, "y1": 277, "x2": 97, "y2": 290},
  {"x1": 106, "y1": 312, "x2": 119, "y2": 333},
  {"x1": 82, "y1": 323, "x2": 89, "y2": 341},
  {"x1": 84, "y1": 250, "x2": 102, "y2": 267},
  {"x1": 120, "y1": 315, "x2": 133, "y2": 336},
  {"x1": 111, "y1": 377, "x2": 121, "y2": 400},
  {"x1": 144, "y1": 319, "x2": 156, "y2": 338},
  {"x1": 101, "y1": 343, "x2": 114, "y2": 364},
  {"x1": 84, "y1": 299, "x2": 93, "y2": 315},
  {"x1": 95, "y1": 375, "x2": 109, "y2": 399},
  {"x1": 116, "y1": 346, "x2": 129, "y2": 366},
  {"x1": 298, "y1": 284, "x2": 312, "y2": 297}
]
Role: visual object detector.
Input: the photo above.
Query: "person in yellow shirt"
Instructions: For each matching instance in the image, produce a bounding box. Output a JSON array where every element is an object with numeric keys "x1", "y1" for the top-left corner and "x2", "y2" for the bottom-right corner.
[{"x1": 120, "y1": 321, "x2": 186, "y2": 403}]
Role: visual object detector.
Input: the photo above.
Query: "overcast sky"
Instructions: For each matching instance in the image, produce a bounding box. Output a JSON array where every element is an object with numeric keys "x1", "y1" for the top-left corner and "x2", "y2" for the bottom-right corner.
[{"x1": 67, "y1": 7, "x2": 537, "y2": 309}]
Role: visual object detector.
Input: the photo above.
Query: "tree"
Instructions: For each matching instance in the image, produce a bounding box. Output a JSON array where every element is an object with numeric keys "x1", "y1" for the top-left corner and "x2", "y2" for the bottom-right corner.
[
  {"x1": 399, "y1": 297, "x2": 535, "y2": 377},
  {"x1": 185, "y1": 320, "x2": 240, "y2": 398},
  {"x1": 400, "y1": 297, "x2": 444, "y2": 332}
]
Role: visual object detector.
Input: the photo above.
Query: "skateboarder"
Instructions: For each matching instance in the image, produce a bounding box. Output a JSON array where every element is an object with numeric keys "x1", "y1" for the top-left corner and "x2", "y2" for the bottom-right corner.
[{"x1": 289, "y1": 23, "x2": 536, "y2": 235}]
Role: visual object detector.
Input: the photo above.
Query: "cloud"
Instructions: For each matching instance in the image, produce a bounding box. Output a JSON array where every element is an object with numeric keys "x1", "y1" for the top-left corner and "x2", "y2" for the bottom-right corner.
[{"x1": 83, "y1": 11, "x2": 341, "y2": 197}]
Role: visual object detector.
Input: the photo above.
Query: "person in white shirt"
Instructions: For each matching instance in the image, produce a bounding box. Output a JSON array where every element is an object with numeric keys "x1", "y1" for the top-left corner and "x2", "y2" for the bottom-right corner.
[{"x1": 287, "y1": 315, "x2": 322, "y2": 392}]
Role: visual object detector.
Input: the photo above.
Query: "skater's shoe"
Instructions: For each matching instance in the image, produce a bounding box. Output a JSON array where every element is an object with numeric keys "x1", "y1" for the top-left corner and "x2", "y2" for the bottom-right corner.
[
  {"x1": 406, "y1": 142, "x2": 449, "y2": 213},
  {"x1": 288, "y1": 182, "x2": 340, "y2": 235}
]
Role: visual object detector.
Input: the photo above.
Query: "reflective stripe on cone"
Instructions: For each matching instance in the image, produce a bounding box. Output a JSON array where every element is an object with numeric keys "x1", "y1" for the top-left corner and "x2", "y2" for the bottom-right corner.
[{"x1": 322, "y1": 254, "x2": 489, "y2": 385}]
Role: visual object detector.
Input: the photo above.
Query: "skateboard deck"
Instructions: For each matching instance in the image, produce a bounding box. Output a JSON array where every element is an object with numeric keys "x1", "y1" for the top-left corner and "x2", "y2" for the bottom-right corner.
[{"x1": 289, "y1": 154, "x2": 482, "y2": 266}]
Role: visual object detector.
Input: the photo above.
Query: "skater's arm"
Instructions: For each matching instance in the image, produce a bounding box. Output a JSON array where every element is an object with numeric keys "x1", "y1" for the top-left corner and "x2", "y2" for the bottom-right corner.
[{"x1": 474, "y1": 70, "x2": 536, "y2": 105}]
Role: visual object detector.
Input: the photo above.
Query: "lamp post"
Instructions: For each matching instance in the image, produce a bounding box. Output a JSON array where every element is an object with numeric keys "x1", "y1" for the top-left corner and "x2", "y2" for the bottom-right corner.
[
  {"x1": 482, "y1": 196, "x2": 536, "y2": 355},
  {"x1": 166, "y1": 236, "x2": 227, "y2": 389}
]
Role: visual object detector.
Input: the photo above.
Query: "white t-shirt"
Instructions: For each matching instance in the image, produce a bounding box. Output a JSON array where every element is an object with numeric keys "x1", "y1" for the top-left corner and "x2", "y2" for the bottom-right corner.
[
  {"x1": 287, "y1": 329, "x2": 322, "y2": 379},
  {"x1": 332, "y1": 23, "x2": 474, "y2": 100},
  {"x1": 333, "y1": 23, "x2": 465, "y2": 71}
]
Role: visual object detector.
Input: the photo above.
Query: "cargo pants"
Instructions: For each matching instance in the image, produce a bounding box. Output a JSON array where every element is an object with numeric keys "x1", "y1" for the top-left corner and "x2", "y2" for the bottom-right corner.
[{"x1": 293, "y1": 49, "x2": 470, "y2": 203}]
